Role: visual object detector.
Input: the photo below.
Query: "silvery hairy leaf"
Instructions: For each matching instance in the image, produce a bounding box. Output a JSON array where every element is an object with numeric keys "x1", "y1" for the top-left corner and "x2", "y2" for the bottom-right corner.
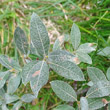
[
  {"x1": 30, "y1": 13, "x2": 50, "y2": 58},
  {"x1": 14, "y1": 27, "x2": 29, "y2": 55},
  {"x1": 51, "y1": 80, "x2": 77, "y2": 102}
]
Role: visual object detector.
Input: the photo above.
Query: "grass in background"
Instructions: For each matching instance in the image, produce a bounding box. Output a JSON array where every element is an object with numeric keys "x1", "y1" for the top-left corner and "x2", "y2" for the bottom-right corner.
[{"x1": 0, "y1": 0, "x2": 110, "y2": 109}]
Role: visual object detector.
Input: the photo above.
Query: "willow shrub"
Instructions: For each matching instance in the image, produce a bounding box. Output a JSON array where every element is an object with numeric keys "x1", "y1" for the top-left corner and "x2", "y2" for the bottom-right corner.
[{"x1": 0, "y1": 13, "x2": 110, "y2": 110}]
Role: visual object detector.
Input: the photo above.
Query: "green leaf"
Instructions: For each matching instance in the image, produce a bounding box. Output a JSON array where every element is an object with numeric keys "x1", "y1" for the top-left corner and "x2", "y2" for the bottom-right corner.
[
  {"x1": 77, "y1": 43, "x2": 96, "y2": 54},
  {"x1": 98, "y1": 47, "x2": 110, "y2": 57},
  {"x1": 30, "y1": 41, "x2": 40, "y2": 56},
  {"x1": 53, "y1": 38, "x2": 60, "y2": 51},
  {"x1": 0, "y1": 71, "x2": 10, "y2": 89},
  {"x1": 50, "y1": 80, "x2": 77, "y2": 102},
  {"x1": 76, "y1": 51, "x2": 92, "y2": 64},
  {"x1": 70, "y1": 23, "x2": 81, "y2": 50},
  {"x1": 4, "y1": 94, "x2": 19, "y2": 104},
  {"x1": 53, "y1": 104, "x2": 75, "y2": 110},
  {"x1": 64, "y1": 34, "x2": 69, "y2": 42},
  {"x1": 48, "y1": 50, "x2": 75, "y2": 62},
  {"x1": 22, "y1": 60, "x2": 39, "y2": 85},
  {"x1": 30, "y1": 13, "x2": 50, "y2": 58},
  {"x1": 87, "y1": 81, "x2": 93, "y2": 87},
  {"x1": 30, "y1": 61, "x2": 49, "y2": 97},
  {"x1": 0, "y1": 55, "x2": 21, "y2": 71},
  {"x1": 7, "y1": 73, "x2": 21, "y2": 94},
  {"x1": 21, "y1": 94, "x2": 35, "y2": 103},
  {"x1": 87, "y1": 67, "x2": 107, "y2": 83},
  {"x1": 14, "y1": 27, "x2": 29, "y2": 55},
  {"x1": 86, "y1": 81, "x2": 110, "y2": 98},
  {"x1": 0, "y1": 88, "x2": 5, "y2": 97},
  {"x1": 106, "y1": 67, "x2": 110, "y2": 81},
  {"x1": 88, "y1": 98, "x2": 106, "y2": 110},
  {"x1": 2, "y1": 104, "x2": 9, "y2": 110},
  {"x1": 80, "y1": 97, "x2": 88, "y2": 110},
  {"x1": 48, "y1": 59, "x2": 85, "y2": 81},
  {"x1": 12, "y1": 101, "x2": 22, "y2": 110}
]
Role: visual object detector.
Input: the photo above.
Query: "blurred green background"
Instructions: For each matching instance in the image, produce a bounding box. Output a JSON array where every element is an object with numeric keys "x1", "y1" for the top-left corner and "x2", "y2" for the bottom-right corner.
[{"x1": 0, "y1": 0, "x2": 110, "y2": 109}]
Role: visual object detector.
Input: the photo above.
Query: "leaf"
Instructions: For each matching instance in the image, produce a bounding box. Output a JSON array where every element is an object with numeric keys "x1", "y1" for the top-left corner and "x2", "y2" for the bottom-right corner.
[
  {"x1": 48, "y1": 59, "x2": 85, "y2": 81},
  {"x1": 30, "y1": 13, "x2": 50, "y2": 58},
  {"x1": 87, "y1": 67, "x2": 107, "y2": 83},
  {"x1": 7, "y1": 73, "x2": 21, "y2": 94},
  {"x1": 12, "y1": 101, "x2": 22, "y2": 110},
  {"x1": 30, "y1": 61, "x2": 49, "y2": 97},
  {"x1": 0, "y1": 88, "x2": 5, "y2": 97},
  {"x1": 76, "y1": 51, "x2": 92, "y2": 64},
  {"x1": 77, "y1": 43, "x2": 96, "y2": 54},
  {"x1": 30, "y1": 41, "x2": 40, "y2": 56},
  {"x1": 22, "y1": 60, "x2": 39, "y2": 85},
  {"x1": 48, "y1": 50, "x2": 75, "y2": 63},
  {"x1": 64, "y1": 34, "x2": 69, "y2": 42},
  {"x1": 14, "y1": 27, "x2": 29, "y2": 55},
  {"x1": 70, "y1": 23, "x2": 81, "y2": 50},
  {"x1": 50, "y1": 80, "x2": 77, "y2": 102},
  {"x1": 106, "y1": 67, "x2": 110, "y2": 81},
  {"x1": 87, "y1": 81, "x2": 93, "y2": 87},
  {"x1": 53, "y1": 38, "x2": 60, "y2": 51},
  {"x1": 2, "y1": 104, "x2": 9, "y2": 110},
  {"x1": 86, "y1": 81, "x2": 110, "y2": 98},
  {"x1": 4, "y1": 94, "x2": 19, "y2": 104},
  {"x1": 21, "y1": 94, "x2": 35, "y2": 103},
  {"x1": 53, "y1": 104, "x2": 75, "y2": 110},
  {"x1": 98, "y1": 47, "x2": 110, "y2": 57},
  {"x1": 80, "y1": 97, "x2": 88, "y2": 110},
  {"x1": 0, "y1": 71, "x2": 10, "y2": 89},
  {"x1": 0, "y1": 55, "x2": 21, "y2": 71},
  {"x1": 88, "y1": 98, "x2": 106, "y2": 110}
]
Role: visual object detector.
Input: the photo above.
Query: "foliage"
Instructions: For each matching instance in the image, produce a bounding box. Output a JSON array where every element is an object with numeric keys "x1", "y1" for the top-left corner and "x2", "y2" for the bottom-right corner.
[{"x1": 0, "y1": 12, "x2": 110, "y2": 110}]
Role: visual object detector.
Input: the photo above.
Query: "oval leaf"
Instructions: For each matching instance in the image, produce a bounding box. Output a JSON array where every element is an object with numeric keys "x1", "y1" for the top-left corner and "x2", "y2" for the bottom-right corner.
[
  {"x1": 48, "y1": 59, "x2": 85, "y2": 81},
  {"x1": 77, "y1": 43, "x2": 96, "y2": 54},
  {"x1": 22, "y1": 60, "x2": 39, "y2": 85},
  {"x1": 87, "y1": 67, "x2": 107, "y2": 83},
  {"x1": 86, "y1": 81, "x2": 110, "y2": 98},
  {"x1": 14, "y1": 27, "x2": 29, "y2": 55},
  {"x1": 5, "y1": 94, "x2": 19, "y2": 104},
  {"x1": 50, "y1": 80, "x2": 77, "y2": 102},
  {"x1": 7, "y1": 74, "x2": 21, "y2": 94},
  {"x1": 53, "y1": 38, "x2": 61, "y2": 51},
  {"x1": 80, "y1": 97, "x2": 88, "y2": 110},
  {"x1": 98, "y1": 47, "x2": 110, "y2": 57},
  {"x1": 12, "y1": 101, "x2": 22, "y2": 110},
  {"x1": 30, "y1": 41, "x2": 40, "y2": 56},
  {"x1": 0, "y1": 55, "x2": 21, "y2": 71},
  {"x1": 88, "y1": 98, "x2": 106, "y2": 110},
  {"x1": 70, "y1": 23, "x2": 81, "y2": 50},
  {"x1": 76, "y1": 51, "x2": 92, "y2": 64},
  {"x1": 2, "y1": 104, "x2": 9, "y2": 110},
  {"x1": 30, "y1": 13, "x2": 50, "y2": 58},
  {"x1": 30, "y1": 61, "x2": 49, "y2": 97},
  {"x1": 21, "y1": 94, "x2": 35, "y2": 103},
  {"x1": 0, "y1": 71, "x2": 10, "y2": 89},
  {"x1": 0, "y1": 88, "x2": 5, "y2": 97},
  {"x1": 48, "y1": 50, "x2": 75, "y2": 62}
]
